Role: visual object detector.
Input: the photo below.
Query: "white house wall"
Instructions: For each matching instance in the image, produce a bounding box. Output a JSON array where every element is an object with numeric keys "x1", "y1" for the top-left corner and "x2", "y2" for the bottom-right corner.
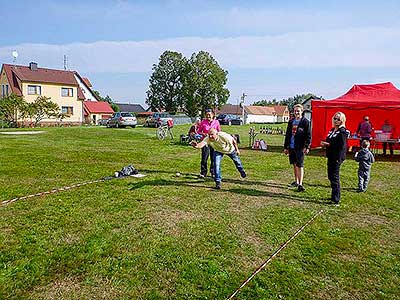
[
  {"x1": 245, "y1": 114, "x2": 276, "y2": 124},
  {"x1": 277, "y1": 116, "x2": 290, "y2": 123},
  {"x1": 74, "y1": 74, "x2": 97, "y2": 101}
]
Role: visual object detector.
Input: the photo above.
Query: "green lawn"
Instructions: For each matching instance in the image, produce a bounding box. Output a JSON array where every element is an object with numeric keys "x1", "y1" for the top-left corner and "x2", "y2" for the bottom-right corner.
[{"x1": 0, "y1": 125, "x2": 399, "y2": 300}]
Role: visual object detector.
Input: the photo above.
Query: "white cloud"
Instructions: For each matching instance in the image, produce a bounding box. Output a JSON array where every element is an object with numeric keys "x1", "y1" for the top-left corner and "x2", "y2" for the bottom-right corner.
[{"x1": 1, "y1": 26, "x2": 399, "y2": 74}]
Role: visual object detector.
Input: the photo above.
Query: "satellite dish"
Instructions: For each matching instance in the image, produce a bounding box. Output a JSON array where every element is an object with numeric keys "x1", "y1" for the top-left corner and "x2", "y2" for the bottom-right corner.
[{"x1": 12, "y1": 51, "x2": 18, "y2": 59}]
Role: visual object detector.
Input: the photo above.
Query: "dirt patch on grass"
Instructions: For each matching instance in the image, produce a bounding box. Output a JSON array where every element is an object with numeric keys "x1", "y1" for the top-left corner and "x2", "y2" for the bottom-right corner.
[
  {"x1": 0, "y1": 226, "x2": 15, "y2": 234},
  {"x1": 32, "y1": 276, "x2": 122, "y2": 300},
  {"x1": 148, "y1": 207, "x2": 202, "y2": 236},
  {"x1": 226, "y1": 196, "x2": 276, "y2": 270},
  {"x1": 343, "y1": 212, "x2": 390, "y2": 229},
  {"x1": 56, "y1": 233, "x2": 81, "y2": 245}
]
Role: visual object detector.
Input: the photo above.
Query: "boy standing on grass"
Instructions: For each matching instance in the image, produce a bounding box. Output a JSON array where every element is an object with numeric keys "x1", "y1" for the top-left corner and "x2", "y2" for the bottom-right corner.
[
  {"x1": 354, "y1": 139, "x2": 375, "y2": 192},
  {"x1": 283, "y1": 104, "x2": 311, "y2": 192}
]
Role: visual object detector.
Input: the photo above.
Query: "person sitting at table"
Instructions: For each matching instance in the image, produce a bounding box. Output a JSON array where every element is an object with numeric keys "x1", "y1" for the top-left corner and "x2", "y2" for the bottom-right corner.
[
  {"x1": 381, "y1": 119, "x2": 394, "y2": 156},
  {"x1": 356, "y1": 116, "x2": 373, "y2": 146}
]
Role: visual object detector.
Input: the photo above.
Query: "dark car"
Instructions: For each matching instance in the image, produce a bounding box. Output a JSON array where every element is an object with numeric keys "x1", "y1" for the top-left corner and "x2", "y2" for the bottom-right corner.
[
  {"x1": 107, "y1": 112, "x2": 137, "y2": 128},
  {"x1": 216, "y1": 114, "x2": 243, "y2": 125}
]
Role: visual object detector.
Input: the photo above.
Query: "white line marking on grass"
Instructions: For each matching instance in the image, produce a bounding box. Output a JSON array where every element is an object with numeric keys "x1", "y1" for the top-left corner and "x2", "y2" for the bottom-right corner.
[
  {"x1": 1, "y1": 177, "x2": 141, "y2": 206},
  {"x1": 1, "y1": 179, "x2": 105, "y2": 206},
  {"x1": 0, "y1": 131, "x2": 45, "y2": 135},
  {"x1": 227, "y1": 209, "x2": 324, "y2": 300}
]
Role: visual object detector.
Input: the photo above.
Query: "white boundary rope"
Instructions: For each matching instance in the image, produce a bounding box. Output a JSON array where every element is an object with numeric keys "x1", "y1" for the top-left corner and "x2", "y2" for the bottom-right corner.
[
  {"x1": 227, "y1": 209, "x2": 324, "y2": 300},
  {"x1": 1, "y1": 179, "x2": 105, "y2": 206}
]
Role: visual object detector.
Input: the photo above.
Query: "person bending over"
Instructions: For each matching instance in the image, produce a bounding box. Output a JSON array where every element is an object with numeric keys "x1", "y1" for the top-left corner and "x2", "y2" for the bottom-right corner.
[{"x1": 191, "y1": 128, "x2": 246, "y2": 190}]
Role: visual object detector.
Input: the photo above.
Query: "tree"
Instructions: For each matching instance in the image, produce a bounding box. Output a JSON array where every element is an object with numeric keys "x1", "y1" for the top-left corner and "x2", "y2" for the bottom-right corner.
[
  {"x1": 281, "y1": 93, "x2": 317, "y2": 112},
  {"x1": 146, "y1": 51, "x2": 187, "y2": 114},
  {"x1": 182, "y1": 51, "x2": 229, "y2": 117},
  {"x1": 252, "y1": 99, "x2": 278, "y2": 106},
  {"x1": 92, "y1": 90, "x2": 119, "y2": 112},
  {"x1": 29, "y1": 96, "x2": 60, "y2": 127},
  {"x1": 0, "y1": 94, "x2": 26, "y2": 127},
  {"x1": 252, "y1": 94, "x2": 318, "y2": 111},
  {"x1": 92, "y1": 90, "x2": 102, "y2": 101}
]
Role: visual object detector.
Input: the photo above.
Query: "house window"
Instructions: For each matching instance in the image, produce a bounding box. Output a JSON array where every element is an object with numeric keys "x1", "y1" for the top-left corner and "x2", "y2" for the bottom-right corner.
[
  {"x1": 1, "y1": 85, "x2": 4, "y2": 97},
  {"x1": 61, "y1": 106, "x2": 74, "y2": 116},
  {"x1": 61, "y1": 87, "x2": 73, "y2": 97},
  {"x1": 28, "y1": 85, "x2": 41, "y2": 95},
  {"x1": 5, "y1": 84, "x2": 8, "y2": 96}
]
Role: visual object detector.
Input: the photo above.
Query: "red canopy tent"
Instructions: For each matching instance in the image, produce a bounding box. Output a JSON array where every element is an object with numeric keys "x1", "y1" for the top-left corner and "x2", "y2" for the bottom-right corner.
[{"x1": 311, "y1": 82, "x2": 400, "y2": 148}]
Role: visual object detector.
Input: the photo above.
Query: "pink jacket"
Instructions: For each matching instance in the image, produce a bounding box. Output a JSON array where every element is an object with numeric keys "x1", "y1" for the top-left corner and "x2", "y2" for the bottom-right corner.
[{"x1": 198, "y1": 119, "x2": 221, "y2": 136}]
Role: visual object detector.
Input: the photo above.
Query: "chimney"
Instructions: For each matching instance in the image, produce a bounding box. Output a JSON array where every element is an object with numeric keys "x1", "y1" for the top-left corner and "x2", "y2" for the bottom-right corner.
[{"x1": 29, "y1": 62, "x2": 38, "y2": 71}]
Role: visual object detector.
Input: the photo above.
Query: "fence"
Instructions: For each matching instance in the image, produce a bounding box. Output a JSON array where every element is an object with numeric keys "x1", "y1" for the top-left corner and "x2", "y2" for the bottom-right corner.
[{"x1": 171, "y1": 115, "x2": 193, "y2": 125}]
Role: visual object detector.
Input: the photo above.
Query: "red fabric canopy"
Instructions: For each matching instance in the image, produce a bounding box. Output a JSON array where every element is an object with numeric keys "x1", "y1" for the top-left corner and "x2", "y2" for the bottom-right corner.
[{"x1": 311, "y1": 82, "x2": 400, "y2": 148}]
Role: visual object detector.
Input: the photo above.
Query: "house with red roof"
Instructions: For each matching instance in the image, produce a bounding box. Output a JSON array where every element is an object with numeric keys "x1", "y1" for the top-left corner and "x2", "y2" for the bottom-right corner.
[
  {"x1": 216, "y1": 104, "x2": 243, "y2": 117},
  {"x1": 215, "y1": 103, "x2": 289, "y2": 124},
  {"x1": 245, "y1": 106, "x2": 276, "y2": 123},
  {"x1": 83, "y1": 101, "x2": 114, "y2": 124},
  {"x1": 244, "y1": 105, "x2": 289, "y2": 124},
  {"x1": 0, "y1": 62, "x2": 114, "y2": 125},
  {"x1": 273, "y1": 105, "x2": 290, "y2": 122}
]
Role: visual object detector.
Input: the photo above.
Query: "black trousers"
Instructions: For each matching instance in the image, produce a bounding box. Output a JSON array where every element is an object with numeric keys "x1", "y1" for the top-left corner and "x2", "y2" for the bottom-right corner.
[
  {"x1": 383, "y1": 142, "x2": 394, "y2": 155},
  {"x1": 327, "y1": 160, "x2": 342, "y2": 203},
  {"x1": 201, "y1": 146, "x2": 215, "y2": 176}
]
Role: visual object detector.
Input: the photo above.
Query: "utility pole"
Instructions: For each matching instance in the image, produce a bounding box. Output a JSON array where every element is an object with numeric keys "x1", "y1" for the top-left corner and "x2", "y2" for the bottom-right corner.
[{"x1": 240, "y1": 93, "x2": 247, "y2": 124}]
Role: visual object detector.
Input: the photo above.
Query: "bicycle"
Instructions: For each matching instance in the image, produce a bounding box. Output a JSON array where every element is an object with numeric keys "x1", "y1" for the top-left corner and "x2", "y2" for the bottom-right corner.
[{"x1": 156, "y1": 125, "x2": 173, "y2": 140}]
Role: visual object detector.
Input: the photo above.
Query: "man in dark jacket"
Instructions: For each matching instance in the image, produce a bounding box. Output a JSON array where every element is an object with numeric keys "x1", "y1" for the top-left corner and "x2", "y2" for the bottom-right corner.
[{"x1": 284, "y1": 104, "x2": 311, "y2": 192}]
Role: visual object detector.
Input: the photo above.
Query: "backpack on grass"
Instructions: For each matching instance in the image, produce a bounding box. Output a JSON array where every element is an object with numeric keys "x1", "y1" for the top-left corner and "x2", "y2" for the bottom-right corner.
[{"x1": 117, "y1": 165, "x2": 138, "y2": 177}]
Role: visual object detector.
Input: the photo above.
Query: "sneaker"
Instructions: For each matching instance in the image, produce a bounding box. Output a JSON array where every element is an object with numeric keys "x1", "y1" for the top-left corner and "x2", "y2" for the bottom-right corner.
[
  {"x1": 215, "y1": 182, "x2": 221, "y2": 190},
  {"x1": 328, "y1": 201, "x2": 340, "y2": 206},
  {"x1": 297, "y1": 185, "x2": 305, "y2": 192},
  {"x1": 199, "y1": 174, "x2": 205, "y2": 178},
  {"x1": 356, "y1": 188, "x2": 363, "y2": 193},
  {"x1": 240, "y1": 170, "x2": 247, "y2": 178},
  {"x1": 290, "y1": 181, "x2": 298, "y2": 187}
]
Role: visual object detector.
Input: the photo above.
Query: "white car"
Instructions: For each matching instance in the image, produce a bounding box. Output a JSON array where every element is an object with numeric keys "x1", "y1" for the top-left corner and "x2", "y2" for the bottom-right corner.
[
  {"x1": 107, "y1": 112, "x2": 137, "y2": 128},
  {"x1": 145, "y1": 112, "x2": 173, "y2": 127}
]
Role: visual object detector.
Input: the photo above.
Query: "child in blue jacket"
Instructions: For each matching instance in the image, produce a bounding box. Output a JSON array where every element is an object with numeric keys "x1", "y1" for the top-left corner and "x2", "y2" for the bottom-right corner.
[{"x1": 354, "y1": 140, "x2": 375, "y2": 192}]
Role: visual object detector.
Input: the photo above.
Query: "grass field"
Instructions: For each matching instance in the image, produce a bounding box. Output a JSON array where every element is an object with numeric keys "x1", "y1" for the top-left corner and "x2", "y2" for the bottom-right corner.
[{"x1": 1, "y1": 125, "x2": 399, "y2": 300}]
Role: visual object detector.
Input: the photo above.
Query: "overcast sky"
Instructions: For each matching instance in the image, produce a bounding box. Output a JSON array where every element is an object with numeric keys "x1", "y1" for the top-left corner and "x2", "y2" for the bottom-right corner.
[{"x1": 1, "y1": 0, "x2": 400, "y2": 106}]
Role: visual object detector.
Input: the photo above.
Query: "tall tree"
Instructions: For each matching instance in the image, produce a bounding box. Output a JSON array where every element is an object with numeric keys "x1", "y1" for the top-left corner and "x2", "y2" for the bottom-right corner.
[
  {"x1": 146, "y1": 51, "x2": 187, "y2": 114},
  {"x1": 182, "y1": 51, "x2": 229, "y2": 117}
]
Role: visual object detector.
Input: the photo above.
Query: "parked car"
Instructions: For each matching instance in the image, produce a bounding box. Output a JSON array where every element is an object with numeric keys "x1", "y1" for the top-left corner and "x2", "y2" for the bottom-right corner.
[
  {"x1": 145, "y1": 112, "x2": 173, "y2": 127},
  {"x1": 107, "y1": 112, "x2": 137, "y2": 128},
  {"x1": 216, "y1": 114, "x2": 243, "y2": 125},
  {"x1": 97, "y1": 118, "x2": 110, "y2": 126}
]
